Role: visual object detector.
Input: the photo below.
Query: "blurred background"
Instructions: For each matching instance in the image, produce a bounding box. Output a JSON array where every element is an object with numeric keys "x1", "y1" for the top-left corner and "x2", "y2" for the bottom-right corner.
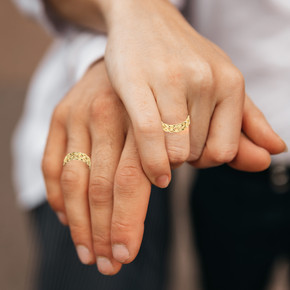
[{"x1": 0, "y1": 1, "x2": 50, "y2": 289}]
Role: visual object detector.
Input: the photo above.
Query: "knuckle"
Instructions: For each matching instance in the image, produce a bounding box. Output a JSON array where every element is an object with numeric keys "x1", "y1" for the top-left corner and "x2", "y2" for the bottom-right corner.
[
  {"x1": 92, "y1": 231, "x2": 110, "y2": 249},
  {"x1": 69, "y1": 224, "x2": 88, "y2": 245},
  {"x1": 89, "y1": 94, "x2": 119, "y2": 121},
  {"x1": 191, "y1": 60, "x2": 214, "y2": 91},
  {"x1": 221, "y1": 65, "x2": 245, "y2": 93},
  {"x1": 167, "y1": 145, "x2": 189, "y2": 165},
  {"x1": 135, "y1": 116, "x2": 160, "y2": 137},
  {"x1": 200, "y1": 62, "x2": 214, "y2": 86},
  {"x1": 189, "y1": 147, "x2": 203, "y2": 162},
  {"x1": 90, "y1": 175, "x2": 113, "y2": 193},
  {"x1": 52, "y1": 104, "x2": 64, "y2": 120},
  {"x1": 145, "y1": 158, "x2": 168, "y2": 177},
  {"x1": 90, "y1": 98, "x2": 104, "y2": 120},
  {"x1": 111, "y1": 219, "x2": 134, "y2": 233},
  {"x1": 115, "y1": 164, "x2": 141, "y2": 189},
  {"x1": 42, "y1": 155, "x2": 57, "y2": 179},
  {"x1": 208, "y1": 145, "x2": 238, "y2": 164},
  {"x1": 89, "y1": 176, "x2": 113, "y2": 207},
  {"x1": 46, "y1": 192, "x2": 61, "y2": 211},
  {"x1": 61, "y1": 168, "x2": 81, "y2": 193},
  {"x1": 136, "y1": 122, "x2": 159, "y2": 137},
  {"x1": 52, "y1": 103, "x2": 68, "y2": 124}
]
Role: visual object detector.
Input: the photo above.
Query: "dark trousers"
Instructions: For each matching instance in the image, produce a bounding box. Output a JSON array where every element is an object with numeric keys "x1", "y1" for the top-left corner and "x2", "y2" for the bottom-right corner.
[
  {"x1": 30, "y1": 185, "x2": 170, "y2": 290},
  {"x1": 30, "y1": 165, "x2": 290, "y2": 290},
  {"x1": 191, "y1": 165, "x2": 290, "y2": 290}
]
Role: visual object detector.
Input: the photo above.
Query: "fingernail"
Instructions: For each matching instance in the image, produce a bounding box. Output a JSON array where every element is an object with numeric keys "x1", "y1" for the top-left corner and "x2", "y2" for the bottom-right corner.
[
  {"x1": 156, "y1": 175, "x2": 170, "y2": 188},
  {"x1": 56, "y1": 212, "x2": 68, "y2": 225},
  {"x1": 76, "y1": 245, "x2": 92, "y2": 265},
  {"x1": 279, "y1": 136, "x2": 288, "y2": 151},
  {"x1": 96, "y1": 257, "x2": 114, "y2": 275},
  {"x1": 112, "y1": 244, "x2": 130, "y2": 263}
]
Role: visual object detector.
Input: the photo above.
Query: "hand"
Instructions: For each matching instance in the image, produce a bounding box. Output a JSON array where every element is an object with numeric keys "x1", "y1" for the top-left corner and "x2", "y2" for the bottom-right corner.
[
  {"x1": 42, "y1": 58, "x2": 284, "y2": 277},
  {"x1": 103, "y1": 0, "x2": 286, "y2": 181},
  {"x1": 42, "y1": 0, "x2": 286, "y2": 278},
  {"x1": 48, "y1": 0, "x2": 286, "y2": 181},
  {"x1": 42, "y1": 60, "x2": 153, "y2": 275}
]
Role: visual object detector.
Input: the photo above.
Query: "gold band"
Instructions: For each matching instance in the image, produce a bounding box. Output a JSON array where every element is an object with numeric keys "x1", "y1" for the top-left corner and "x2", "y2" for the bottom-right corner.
[
  {"x1": 161, "y1": 115, "x2": 190, "y2": 133},
  {"x1": 63, "y1": 152, "x2": 91, "y2": 169}
]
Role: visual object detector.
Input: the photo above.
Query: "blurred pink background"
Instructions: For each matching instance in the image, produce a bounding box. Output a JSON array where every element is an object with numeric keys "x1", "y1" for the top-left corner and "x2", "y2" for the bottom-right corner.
[
  {"x1": 0, "y1": 1, "x2": 289, "y2": 289},
  {"x1": 0, "y1": 1, "x2": 50, "y2": 289}
]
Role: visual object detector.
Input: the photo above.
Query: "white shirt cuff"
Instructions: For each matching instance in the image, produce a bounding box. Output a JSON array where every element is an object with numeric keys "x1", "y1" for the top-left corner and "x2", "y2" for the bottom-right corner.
[{"x1": 64, "y1": 31, "x2": 107, "y2": 82}]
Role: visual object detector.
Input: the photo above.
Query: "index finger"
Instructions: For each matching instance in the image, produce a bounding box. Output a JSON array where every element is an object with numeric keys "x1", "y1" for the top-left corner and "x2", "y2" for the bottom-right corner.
[
  {"x1": 117, "y1": 83, "x2": 171, "y2": 188},
  {"x1": 111, "y1": 127, "x2": 152, "y2": 263}
]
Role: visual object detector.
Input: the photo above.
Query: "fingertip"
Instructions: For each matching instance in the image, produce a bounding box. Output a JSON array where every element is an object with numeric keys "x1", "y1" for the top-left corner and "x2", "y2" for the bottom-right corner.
[
  {"x1": 272, "y1": 137, "x2": 287, "y2": 155},
  {"x1": 263, "y1": 128, "x2": 287, "y2": 155},
  {"x1": 142, "y1": 161, "x2": 171, "y2": 189},
  {"x1": 96, "y1": 257, "x2": 122, "y2": 275},
  {"x1": 111, "y1": 222, "x2": 144, "y2": 266},
  {"x1": 76, "y1": 245, "x2": 94, "y2": 265},
  {"x1": 112, "y1": 244, "x2": 130, "y2": 263},
  {"x1": 56, "y1": 211, "x2": 68, "y2": 225},
  {"x1": 155, "y1": 174, "x2": 171, "y2": 188},
  {"x1": 96, "y1": 257, "x2": 113, "y2": 275},
  {"x1": 249, "y1": 148, "x2": 271, "y2": 172},
  {"x1": 243, "y1": 97, "x2": 287, "y2": 155}
]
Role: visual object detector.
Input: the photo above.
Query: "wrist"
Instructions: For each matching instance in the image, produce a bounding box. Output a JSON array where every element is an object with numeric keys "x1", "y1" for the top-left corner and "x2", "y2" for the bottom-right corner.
[{"x1": 95, "y1": 0, "x2": 173, "y2": 32}]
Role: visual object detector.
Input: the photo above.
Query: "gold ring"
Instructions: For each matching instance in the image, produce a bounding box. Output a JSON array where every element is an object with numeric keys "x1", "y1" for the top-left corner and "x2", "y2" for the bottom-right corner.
[
  {"x1": 63, "y1": 152, "x2": 91, "y2": 169},
  {"x1": 161, "y1": 115, "x2": 190, "y2": 133}
]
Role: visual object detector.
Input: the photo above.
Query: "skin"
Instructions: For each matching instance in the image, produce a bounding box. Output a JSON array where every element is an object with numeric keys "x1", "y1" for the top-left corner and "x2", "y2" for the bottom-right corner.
[
  {"x1": 47, "y1": 0, "x2": 286, "y2": 183},
  {"x1": 43, "y1": 61, "x2": 149, "y2": 275},
  {"x1": 43, "y1": 0, "x2": 287, "y2": 276},
  {"x1": 43, "y1": 60, "x2": 286, "y2": 276}
]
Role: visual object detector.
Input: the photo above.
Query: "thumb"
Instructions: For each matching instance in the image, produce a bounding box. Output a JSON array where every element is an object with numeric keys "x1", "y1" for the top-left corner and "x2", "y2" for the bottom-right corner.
[{"x1": 242, "y1": 96, "x2": 287, "y2": 155}]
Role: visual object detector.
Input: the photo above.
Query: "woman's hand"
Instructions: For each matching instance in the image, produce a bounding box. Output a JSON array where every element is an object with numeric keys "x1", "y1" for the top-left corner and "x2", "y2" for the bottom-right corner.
[
  {"x1": 41, "y1": 0, "x2": 286, "y2": 277},
  {"x1": 48, "y1": 0, "x2": 286, "y2": 183},
  {"x1": 103, "y1": 0, "x2": 286, "y2": 183}
]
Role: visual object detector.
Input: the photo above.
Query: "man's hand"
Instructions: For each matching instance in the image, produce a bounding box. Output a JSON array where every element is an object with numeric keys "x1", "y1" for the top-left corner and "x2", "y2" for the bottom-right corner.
[
  {"x1": 42, "y1": 59, "x2": 285, "y2": 278},
  {"x1": 42, "y1": 0, "x2": 287, "y2": 276},
  {"x1": 42, "y1": 60, "x2": 153, "y2": 275}
]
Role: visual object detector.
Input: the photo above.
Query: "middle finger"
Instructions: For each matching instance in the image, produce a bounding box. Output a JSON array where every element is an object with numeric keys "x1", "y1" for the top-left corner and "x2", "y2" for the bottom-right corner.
[{"x1": 89, "y1": 109, "x2": 125, "y2": 275}]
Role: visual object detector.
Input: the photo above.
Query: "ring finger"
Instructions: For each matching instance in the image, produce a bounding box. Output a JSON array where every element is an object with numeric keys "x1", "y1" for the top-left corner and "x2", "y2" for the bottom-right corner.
[
  {"x1": 89, "y1": 111, "x2": 125, "y2": 275},
  {"x1": 61, "y1": 121, "x2": 94, "y2": 265},
  {"x1": 154, "y1": 85, "x2": 190, "y2": 168}
]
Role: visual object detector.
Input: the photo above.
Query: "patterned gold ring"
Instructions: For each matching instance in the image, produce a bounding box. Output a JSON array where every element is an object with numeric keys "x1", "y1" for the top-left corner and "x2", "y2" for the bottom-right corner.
[
  {"x1": 161, "y1": 115, "x2": 191, "y2": 133},
  {"x1": 63, "y1": 152, "x2": 91, "y2": 169}
]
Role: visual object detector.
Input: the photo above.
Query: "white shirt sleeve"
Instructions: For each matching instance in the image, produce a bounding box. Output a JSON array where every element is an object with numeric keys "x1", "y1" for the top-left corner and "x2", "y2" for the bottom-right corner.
[
  {"x1": 11, "y1": 1, "x2": 109, "y2": 210},
  {"x1": 64, "y1": 30, "x2": 107, "y2": 82},
  {"x1": 12, "y1": 32, "x2": 107, "y2": 210}
]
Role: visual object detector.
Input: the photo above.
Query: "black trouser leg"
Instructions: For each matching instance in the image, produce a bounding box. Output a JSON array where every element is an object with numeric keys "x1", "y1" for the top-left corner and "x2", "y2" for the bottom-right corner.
[
  {"x1": 191, "y1": 165, "x2": 290, "y2": 290},
  {"x1": 30, "y1": 185, "x2": 170, "y2": 290}
]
